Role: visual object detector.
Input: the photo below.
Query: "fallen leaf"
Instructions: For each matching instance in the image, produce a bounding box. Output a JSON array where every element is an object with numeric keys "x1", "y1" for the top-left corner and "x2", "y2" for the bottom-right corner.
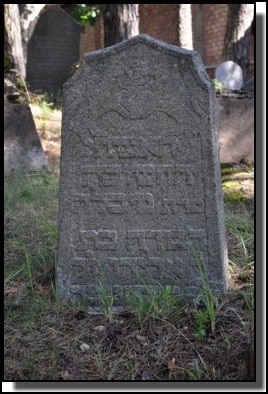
[{"x1": 167, "y1": 358, "x2": 176, "y2": 369}]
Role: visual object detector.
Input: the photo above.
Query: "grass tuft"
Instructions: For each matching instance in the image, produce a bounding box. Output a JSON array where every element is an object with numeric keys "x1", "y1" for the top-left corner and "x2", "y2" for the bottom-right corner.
[{"x1": 4, "y1": 103, "x2": 254, "y2": 380}]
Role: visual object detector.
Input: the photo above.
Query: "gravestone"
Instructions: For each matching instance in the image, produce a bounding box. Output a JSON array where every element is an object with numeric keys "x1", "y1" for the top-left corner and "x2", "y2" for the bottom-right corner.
[
  {"x1": 4, "y1": 102, "x2": 47, "y2": 174},
  {"x1": 26, "y1": 6, "x2": 80, "y2": 93},
  {"x1": 217, "y1": 96, "x2": 254, "y2": 163},
  {"x1": 57, "y1": 34, "x2": 229, "y2": 306},
  {"x1": 215, "y1": 61, "x2": 243, "y2": 90}
]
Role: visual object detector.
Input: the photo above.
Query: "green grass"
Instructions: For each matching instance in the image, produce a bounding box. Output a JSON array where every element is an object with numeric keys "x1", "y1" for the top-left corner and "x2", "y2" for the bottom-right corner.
[
  {"x1": 30, "y1": 91, "x2": 63, "y2": 111},
  {"x1": 242, "y1": 287, "x2": 254, "y2": 313},
  {"x1": 97, "y1": 272, "x2": 114, "y2": 317},
  {"x1": 5, "y1": 171, "x2": 58, "y2": 208},
  {"x1": 23, "y1": 245, "x2": 34, "y2": 294},
  {"x1": 190, "y1": 243, "x2": 217, "y2": 337},
  {"x1": 225, "y1": 201, "x2": 254, "y2": 268},
  {"x1": 4, "y1": 171, "x2": 59, "y2": 288},
  {"x1": 4, "y1": 155, "x2": 254, "y2": 380},
  {"x1": 125, "y1": 284, "x2": 184, "y2": 327}
]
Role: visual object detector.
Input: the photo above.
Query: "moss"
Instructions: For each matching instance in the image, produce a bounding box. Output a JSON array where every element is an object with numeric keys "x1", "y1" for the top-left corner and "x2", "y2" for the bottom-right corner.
[
  {"x1": 222, "y1": 180, "x2": 240, "y2": 188},
  {"x1": 224, "y1": 190, "x2": 245, "y2": 203},
  {"x1": 221, "y1": 166, "x2": 242, "y2": 177}
]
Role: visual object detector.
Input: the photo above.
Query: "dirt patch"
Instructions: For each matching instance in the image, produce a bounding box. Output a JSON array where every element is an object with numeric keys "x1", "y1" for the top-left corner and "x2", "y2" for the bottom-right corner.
[{"x1": 30, "y1": 104, "x2": 62, "y2": 175}]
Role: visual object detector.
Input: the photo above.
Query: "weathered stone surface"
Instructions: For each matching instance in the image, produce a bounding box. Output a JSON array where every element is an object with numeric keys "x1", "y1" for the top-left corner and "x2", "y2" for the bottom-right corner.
[
  {"x1": 26, "y1": 6, "x2": 80, "y2": 93},
  {"x1": 215, "y1": 61, "x2": 243, "y2": 90},
  {"x1": 243, "y1": 76, "x2": 254, "y2": 97},
  {"x1": 57, "y1": 34, "x2": 229, "y2": 304},
  {"x1": 4, "y1": 102, "x2": 47, "y2": 174},
  {"x1": 217, "y1": 97, "x2": 254, "y2": 163}
]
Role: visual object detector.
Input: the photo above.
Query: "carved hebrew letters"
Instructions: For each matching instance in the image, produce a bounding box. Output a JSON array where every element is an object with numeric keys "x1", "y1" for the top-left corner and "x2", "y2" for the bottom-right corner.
[{"x1": 57, "y1": 35, "x2": 228, "y2": 301}]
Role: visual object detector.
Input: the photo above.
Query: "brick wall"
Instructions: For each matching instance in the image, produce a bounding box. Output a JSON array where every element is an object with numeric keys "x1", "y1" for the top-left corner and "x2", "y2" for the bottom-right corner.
[
  {"x1": 194, "y1": 4, "x2": 254, "y2": 79},
  {"x1": 80, "y1": 16, "x2": 104, "y2": 57},
  {"x1": 79, "y1": 4, "x2": 254, "y2": 78},
  {"x1": 139, "y1": 4, "x2": 177, "y2": 45},
  {"x1": 201, "y1": 4, "x2": 229, "y2": 68}
]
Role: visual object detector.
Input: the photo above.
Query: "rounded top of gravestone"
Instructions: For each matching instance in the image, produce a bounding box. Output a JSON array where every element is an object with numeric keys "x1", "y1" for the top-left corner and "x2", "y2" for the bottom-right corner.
[{"x1": 215, "y1": 61, "x2": 243, "y2": 90}]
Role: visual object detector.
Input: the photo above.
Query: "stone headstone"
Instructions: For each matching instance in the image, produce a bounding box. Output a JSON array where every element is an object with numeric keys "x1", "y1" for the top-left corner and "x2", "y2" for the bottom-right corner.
[
  {"x1": 243, "y1": 76, "x2": 254, "y2": 97},
  {"x1": 26, "y1": 6, "x2": 80, "y2": 93},
  {"x1": 215, "y1": 61, "x2": 243, "y2": 90},
  {"x1": 57, "y1": 34, "x2": 229, "y2": 306},
  {"x1": 217, "y1": 96, "x2": 254, "y2": 163},
  {"x1": 4, "y1": 102, "x2": 47, "y2": 174}
]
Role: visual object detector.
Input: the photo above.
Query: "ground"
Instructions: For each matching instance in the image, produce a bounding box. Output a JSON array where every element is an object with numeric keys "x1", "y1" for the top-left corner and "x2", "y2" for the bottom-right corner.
[{"x1": 4, "y1": 103, "x2": 254, "y2": 381}]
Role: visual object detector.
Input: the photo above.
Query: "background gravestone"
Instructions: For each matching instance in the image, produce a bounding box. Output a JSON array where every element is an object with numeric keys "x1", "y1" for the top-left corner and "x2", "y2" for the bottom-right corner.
[
  {"x1": 217, "y1": 96, "x2": 254, "y2": 163},
  {"x1": 57, "y1": 34, "x2": 229, "y2": 305},
  {"x1": 215, "y1": 61, "x2": 243, "y2": 90},
  {"x1": 4, "y1": 102, "x2": 47, "y2": 174},
  {"x1": 26, "y1": 6, "x2": 80, "y2": 93}
]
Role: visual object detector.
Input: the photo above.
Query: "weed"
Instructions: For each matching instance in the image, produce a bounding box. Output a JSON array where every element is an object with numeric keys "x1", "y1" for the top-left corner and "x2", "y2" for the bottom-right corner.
[
  {"x1": 186, "y1": 360, "x2": 203, "y2": 380},
  {"x1": 39, "y1": 99, "x2": 53, "y2": 115},
  {"x1": 154, "y1": 284, "x2": 184, "y2": 317},
  {"x1": 226, "y1": 201, "x2": 254, "y2": 268},
  {"x1": 23, "y1": 245, "x2": 34, "y2": 294},
  {"x1": 126, "y1": 361, "x2": 136, "y2": 380},
  {"x1": 42, "y1": 221, "x2": 59, "y2": 240},
  {"x1": 30, "y1": 91, "x2": 62, "y2": 111},
  {"x1": 243, "y1": 287, "x2": 254, "y2": 312},
  {"x1": 212, "y1": 78, "x2": 225, "y2": 92},
  {"x1": 190, "y1": 244, "x2": 217, "y2": 335},
  {"x1": 4, "y1": 266, "x2": 25, "y2": 288},
  {"x1": 221, "y1": 165, "x2": 239, "y2": 176},
  {"x1": 224, "y1": 190, "x2": 246, "y2": 203},
  {"x1": 97, "y1": 272, "x2": 114, "y2": 317},
  {"x1": 93, "y1": 343, "x2": 104, "y2": 379},
  {"x1": 9, "y1": 69, "x2": 31, "y2": 104},
  {"x1": 125, "y1": 284, "x2": 184, "y2": 327},
  {"x1": 194, "y1": 311, "x2": 210, "y2": 339},
  {"x1": 4, "y1": 105, "x2": 254, "y2": 380}
]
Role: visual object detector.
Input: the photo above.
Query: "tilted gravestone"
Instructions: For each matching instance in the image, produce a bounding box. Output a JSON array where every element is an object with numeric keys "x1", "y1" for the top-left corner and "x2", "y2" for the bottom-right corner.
[
  {"x1": 27, "y1": 6, "x2": 80, "y2": 93},
  {"x1": 215, "y1": 61, "x2": 243, "y2": 91},
  {"x1": 57, "y1": 34, "x2": 229, "y2": 306},
  {"x1": 4, "y1": 102, "x2": 47, "y2": 174}
]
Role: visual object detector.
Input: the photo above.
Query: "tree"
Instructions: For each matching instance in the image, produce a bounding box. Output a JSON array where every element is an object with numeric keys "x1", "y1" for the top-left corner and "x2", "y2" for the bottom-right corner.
[
  {"x1": 4, "y1": 4, "x2": 48, "y2": 78},
  {"x1": 103, "y1": 4, "x2": 139, "y2": 47},
  {"x1": 177, "y1": 4, "x2": 193, "y2": 50},
  {"x1": 19, "y1": 4, "x2": 47, "y2": 68},
  {"x1": 4, "y1": 4, "x2": 25, "y2": 77},
  {"x1": 224, "y1": 4, "x2": 254, "y2": 84}
]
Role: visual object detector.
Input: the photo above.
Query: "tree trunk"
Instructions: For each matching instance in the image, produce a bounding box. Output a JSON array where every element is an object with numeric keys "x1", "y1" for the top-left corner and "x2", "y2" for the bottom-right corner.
[
  {"x1": 224, "y1": 4, "x2": 254, "y2": 84},
  {"x1": 4, "y1": 4, "x2": 25, "y2": 77},
  {"x1": 177, "y1": 4, "x2": 193, "y2": 50},
  {"x1": 19, "y1": 4, "x2": 46, "y2": 68},
  {"x1": 103, "y1": 4, "x2": 139, "y2": 47}
]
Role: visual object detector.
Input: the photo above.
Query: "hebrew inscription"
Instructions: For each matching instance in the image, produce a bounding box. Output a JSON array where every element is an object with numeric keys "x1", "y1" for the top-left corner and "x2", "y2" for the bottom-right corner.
[{"x1": 57, "y1": 34, "x2": 229, "y2": 303}]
